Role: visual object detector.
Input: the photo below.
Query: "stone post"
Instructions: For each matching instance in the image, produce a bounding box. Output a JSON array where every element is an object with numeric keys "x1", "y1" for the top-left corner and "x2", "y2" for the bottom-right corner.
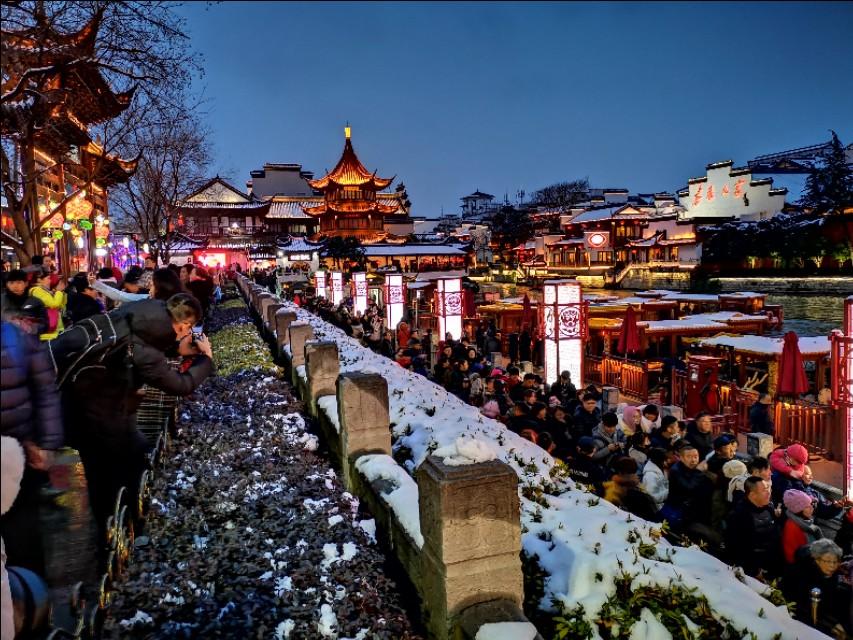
[
  {"x1": 746, "y1": 432, "x2": 774, "y2": 459},
  {"x1": 266, "y1": 302, "x2": 284, "y2": 331},
  {"x1": 256, "y1": 292, "x2": 273, "y2": 316},
  {"x1": 305, "y1": 341, "x2": 340, "y2": 415},
  {"x1": 260, "y1": 295, "x2": 279, "y2": 327},
  {"x1": 288, "y1": 323, "x2": 314, "y2": 368},
  {"x1": 416, "y1": 456, "x2": 523, "y2": 640},
  {"x1": 275, "y1": 309, "x2": 298, "y2": 352},
  {"x1": 337, "y1": 373, "x2": 391, "y2": 460}
]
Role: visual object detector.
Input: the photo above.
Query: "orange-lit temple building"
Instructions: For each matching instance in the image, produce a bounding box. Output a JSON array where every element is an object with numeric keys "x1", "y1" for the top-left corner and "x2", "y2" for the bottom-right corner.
[
  {"x1": 302, "y1": 126, "x2": 410, "y2": 242},
  {"x1": 1, "y1": 8, "x2": 138, "y2": 270}
]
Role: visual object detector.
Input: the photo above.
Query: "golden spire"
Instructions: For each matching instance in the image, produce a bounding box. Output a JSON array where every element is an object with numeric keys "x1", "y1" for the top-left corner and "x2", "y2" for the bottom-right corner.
[{"x1": 344, "y1": 123, "x2": 351, "y2": 139}]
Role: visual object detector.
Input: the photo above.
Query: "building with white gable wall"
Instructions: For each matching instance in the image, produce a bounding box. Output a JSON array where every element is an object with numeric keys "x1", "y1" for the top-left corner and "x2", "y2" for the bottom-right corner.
[{"x1": 677, "y1": 160, "x2": 788, "y2": 222}]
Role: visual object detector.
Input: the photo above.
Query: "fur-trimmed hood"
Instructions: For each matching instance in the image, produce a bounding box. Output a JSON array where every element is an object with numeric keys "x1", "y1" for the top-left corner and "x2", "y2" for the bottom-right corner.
[{"x1": 1, "y1": 436, "x2": 25, "y2": 515}]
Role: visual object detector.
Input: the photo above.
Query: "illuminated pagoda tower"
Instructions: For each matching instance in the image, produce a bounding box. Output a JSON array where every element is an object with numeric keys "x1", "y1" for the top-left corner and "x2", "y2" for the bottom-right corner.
[
  {"x1": 304, "y1": 126, "x2": 409, "y2": 243},
  {"x1": 1, "y1": 7, "x2": 138, "y2": 269}
]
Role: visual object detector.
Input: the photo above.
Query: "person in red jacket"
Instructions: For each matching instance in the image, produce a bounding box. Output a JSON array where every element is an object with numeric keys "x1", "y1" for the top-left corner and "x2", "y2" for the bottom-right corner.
[{"x1": 781, "y1": 488, "x2": 824, "y2": 564}]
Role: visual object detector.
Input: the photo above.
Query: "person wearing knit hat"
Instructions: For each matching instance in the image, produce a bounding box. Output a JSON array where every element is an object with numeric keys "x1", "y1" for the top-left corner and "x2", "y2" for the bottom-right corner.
[
  {"x1": 769, "y1": 443, "x2": 809, "y2": 505},
  {"x1": 481, "y1": 400, "x2": 500, "y2": 419},
  {"x1": 620, "y1": 405, "x2": 641, "y2": 437},
  {"x1": 724, "y1": 459, "x2": 749, "y2": 503},
  {"x1": 781, "y1": 489, "x2": 823, "y2": 564}
]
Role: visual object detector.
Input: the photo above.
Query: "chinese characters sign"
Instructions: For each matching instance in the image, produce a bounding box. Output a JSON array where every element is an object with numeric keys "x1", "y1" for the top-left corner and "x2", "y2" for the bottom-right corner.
[
  {"x1": 352, "y1": 272, "x2": 368, "y2": 315},
  {"x1": 385, "y1": 274, "x2": 405, "y2": 329},
  {"x1": 436, "y1": 277, "x2": 463, "y2": 341},
  {"x1": 330, "y1": 272, "x2": 343, "y2": 306},
  {"x1": 541, "y1": 279, "x2": 587, "y2": 386},
  {"x1": 315, "y1": 271, "x2": 327, "y2": 299}
]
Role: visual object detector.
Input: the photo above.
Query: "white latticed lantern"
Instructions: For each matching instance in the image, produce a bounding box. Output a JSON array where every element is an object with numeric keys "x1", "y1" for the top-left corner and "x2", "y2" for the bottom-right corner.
[
  {"x1": 436, "y1": 277, "x2": 463, "y2": 341},
  {"x1": 830, "y1": 296, "x2": 853, "y2": 498},
  {"x1": 541, "y1": 279, "x2": 587, "y2": 386},
  {"x1": 385, "y1": 273, "x2": 404, "y2": 329},
  {"x1": 315, "y1": 271, "x2": 327, "y2": 299},
  {"x1": 352, "y1": 272, "x2": 368, "y2": 315},
  {"x1": 330, "y1": 272, "x2": 343, "y2": 306}
]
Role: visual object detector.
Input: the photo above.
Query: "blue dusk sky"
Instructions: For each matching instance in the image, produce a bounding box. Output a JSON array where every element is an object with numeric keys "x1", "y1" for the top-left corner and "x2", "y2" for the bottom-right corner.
[{"x1": 176, "y1": 1, "x2": 853, "y2": 218}]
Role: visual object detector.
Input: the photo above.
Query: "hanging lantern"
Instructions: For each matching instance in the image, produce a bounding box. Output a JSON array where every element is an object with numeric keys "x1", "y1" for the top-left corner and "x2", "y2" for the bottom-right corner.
[
  {"x1": 352, "y1": 272, "x2": 368, "y2": 314},
  {"x1": 70, "y1": 227, "x2": 81, "y2": 237},
  {"x1": 541, "y1": 279, "x2": 587, "y2": 387},
  {"x1": 53, "y1": 230, "x2": 64, "y2": 239},
  {"x1": 330, "y1": 272, "x2": 343, "y2": 306},
  {"x1": 95, "y1": 248, "x2": 108, "y2": 257},
  {"x1": 315, "y1": 270, "x2": 327, "y2": 299},
  {"x1": 41, "y1": 236, "x2": 51, "y2": 244},
  {"x1": 142, "y1": 242, "x2": 150, "y2": 253},
  {"x1": 122, "y1": 237, "x2": 130, "y2": 248},
  {"x1": 79, "y1": 220, "x2": 93, "y2": 231},
  {"x1": 95, "y1": 224, "x2": 109, "y2": 239},
  {"x1": 385, "y1": 273, "x2": 405, "y2": 330},
  {"x1": 96, "y1": 237, "x2": 106, "y2": 247},
  {"x1": 435, "y1": 276, "x2": 463, "y2": 341},
  {"x1": 95, "y1": 214, "x2": 104, "y2": 223},
  {"x1": 75, "y1": 236, "x2": 85, "y2": 249},
  {"x1": 66, "y1": 194, "x2": 93, "y2": 220}
]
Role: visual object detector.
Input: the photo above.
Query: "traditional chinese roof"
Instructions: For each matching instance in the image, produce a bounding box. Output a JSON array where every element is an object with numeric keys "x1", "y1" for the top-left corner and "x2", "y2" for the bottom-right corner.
[
  {"x1": 71, "y1": 141, "x2": 139, "y2": 187},
  {"x1": 363, "y1": 244, "x2": 468, "y2": 257},
  {"x1": 307, "y1": 127, "x2": 394, "y2": 191},
  {"x1": 275, "y1": 236, "x2": 324, "y2": 253},
  {"x1": 173, "y1": 177, "x2": 271, "y2": 216}
]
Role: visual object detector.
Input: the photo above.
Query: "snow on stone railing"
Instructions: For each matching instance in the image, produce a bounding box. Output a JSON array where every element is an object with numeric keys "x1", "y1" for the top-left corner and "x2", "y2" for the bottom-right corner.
[{"x1": 234, "y1": 275, "x2": 822, "y2": 639}]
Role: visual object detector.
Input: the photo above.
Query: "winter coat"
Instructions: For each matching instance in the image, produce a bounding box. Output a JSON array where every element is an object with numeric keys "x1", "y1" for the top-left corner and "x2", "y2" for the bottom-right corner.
[
  {"x1": 572, "y1": 405, "x2": 601, "y2": 439},
  {"x1": 641, "y1": 460, "x2": 668, "y2": 511},
  {"x1": 749, "y1": 401, "x2": 774, "y2": 436},
  {"x1": 484, "y1": 335, "x2": 501, "y2": 357},
  {"x1": 684, "y1": 422, "x2": 714, "y2": 460},
  {"x1": 1, "y1": 322, "x2": 64, "y2": 449},
  {"x1": 781, "y1": 514, "x2": 823, "y2": 564},
  {"x1": 1, "y1": 436, "x2": 26, "y2": 640},
  {"x1": 725, "y1": 499, "x2": 781, "y2": 577},
  {"x1": 783, "y1": 551, "x2": 852, "y2": 636},
  {"x1": 604, "y1": 476, "x2": 659, "y2": 522},
  {"x1": 566, "y1": 454, "x2": 605, "y2": 495},
  {"x1": 65, "y1": 292, "x2": 103, "y2": 325},
  {"x1": 60, "y1": 299, "x2": 213, "y2": 441},
  {"x1": 29, "y1": 286, "x2": 66, "y2": 340},
  {"x1": 591, "y1": 425, "x2": 626, "y2": 466},
  {"x1": 665, "y1": 462, "x2": 714, "y2": 525}
]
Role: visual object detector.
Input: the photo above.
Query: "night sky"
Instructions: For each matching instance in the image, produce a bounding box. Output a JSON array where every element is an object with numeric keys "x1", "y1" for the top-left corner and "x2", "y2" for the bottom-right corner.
[{"x1": 177, "y1": 1, "x2": 853, "y2": 217}]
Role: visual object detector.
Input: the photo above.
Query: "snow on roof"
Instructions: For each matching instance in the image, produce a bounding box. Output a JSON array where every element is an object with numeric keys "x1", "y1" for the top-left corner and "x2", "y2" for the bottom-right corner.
[
  {"x1": 682, "y1": 311, "x2": 769, "y2": 323},
  {"x1": 719, "y1": 291, "x2": 767, "y2": 298},
  {"x1": 698, "y1": 334, "x2": 831, "y2": 356},
  {"x1": 265, "y1": 294, "x2": 820, "y2": 639},
  {"x1": 567, "y1": 206, "x2": 623, "y2": 224},
  {"x1": 276, "y1": 237, "x2": 322, "y2": 253},
  {"x1": 267, "y1": 201, "x2": 316, "y2": 219},
  {"x1": 414, "y1": 270, "x2": 467, "y2": 281},
  {"x1": 660, "y1": 293, "x2": 720, "y2": 303},
  {"x1": 363, "y1": 244, "x2": 467, "y2": 257},
  {"x1": 513, "y1": 240, "x2": 537, "y2": 250}
]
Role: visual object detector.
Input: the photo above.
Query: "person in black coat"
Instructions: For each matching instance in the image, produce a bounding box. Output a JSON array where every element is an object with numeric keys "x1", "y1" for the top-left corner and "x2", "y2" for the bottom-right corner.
[
  {"x1": 664, "y1": 445, "x2": 714, "y2": 529},
  {"x1": 566, "y1": 437, "x2": 606, "y2": 496},
  {"x1": 572, "y1": 393, "x2": 601, "y2": 440},
  {"x1": 0, "y1": 320, "x2": 64, "y2": 575},
  {"x1": 725, "y1": 476, "x2": 782, "y2": 579},
  {"x1": 65, "y1": 273, "x2": 104, "y2": 325},
  {"x1": 782, "y1": 540, "x2": 851, "y2": 637},
  {"x1": 59, "y1": 294, "x2": 214, "y2": 544},
  {"x1": 749, "y1": 393, "x2": 775, "y2": 436},
  {"x1": 684, "y1": 412, "x2": 714, "y2": 460}
]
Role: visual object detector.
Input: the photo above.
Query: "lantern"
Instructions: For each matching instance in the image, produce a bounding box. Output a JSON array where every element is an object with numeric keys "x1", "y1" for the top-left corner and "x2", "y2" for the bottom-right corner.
[
  {"x1": 385, "y1": 273, "x2": 405, "y2": 330},
  {"x1": 52, "y1": 230, "x2": 63, "y2": 239},
  {"x1": 75, "y1": 236, "x2": 85, "y2": 249},
  {"x1": 830, "y1": 295, "x2": 853, "y2": 498},
  {"x1": 352, "y1": 272, "x2": 368, "y2": 315},
  {"x1": 330, "y1": 272, "x2": 343, "y2": 306},
  {"x1": 541, "y1": 279, "x2": 587, "y2": 387},
  {"x1": 79, "y1": 220, "x2": 93, "y2": 231},
  {"x1": 122, "y1": 236, "x2": 130, "y2": 248},
  {"x1": 96, "y1": 237, "x2": 106, "y2": 247},
  {"x1": 435, "y1": 276, "x2": 463, "y2": 341},
  {"x1": 315, "y1": 271, "x2": 327, "y2": 299},
  {"x1": 65, "y1": 195, "x2": 93, "y2": 220}
]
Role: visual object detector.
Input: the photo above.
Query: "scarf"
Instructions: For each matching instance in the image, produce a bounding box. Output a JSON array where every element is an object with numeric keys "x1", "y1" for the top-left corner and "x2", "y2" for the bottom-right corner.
[{"x1": 786, "y1": 511, "x2": 823, "y2": 543}]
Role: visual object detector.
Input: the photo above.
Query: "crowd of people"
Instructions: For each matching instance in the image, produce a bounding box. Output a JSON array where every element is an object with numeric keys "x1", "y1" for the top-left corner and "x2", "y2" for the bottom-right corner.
[
  {"x1": 1, "y1": 256, "x2": 221, "y2": 634},
  {"x1": 300, "y1": 292, "x2": 852, "y2": 637}
]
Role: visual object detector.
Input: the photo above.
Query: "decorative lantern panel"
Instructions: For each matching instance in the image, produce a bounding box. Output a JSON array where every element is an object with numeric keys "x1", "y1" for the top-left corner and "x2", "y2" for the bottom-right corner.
[
  {"x1": 831, "y1": 296, "x2": 853, "y2": 498},
  {"x1": 315, "y1": 271, "x2": 327, "y2": 299},
  {"x1": 352, "y1": 272, "x2": 368, "y2": 315},
  {"x1": 540, "y1": 279, "x2": 587, "y2": 386},
  {"x1": 330, "y1": 272, "x2": 343, "y2": 306},
  {"x1": 385, "y1": 274, "x2": 405, "y2": 329},
  {"x1": 436, "y1": 277, "x2": 463, "y2": 341}
]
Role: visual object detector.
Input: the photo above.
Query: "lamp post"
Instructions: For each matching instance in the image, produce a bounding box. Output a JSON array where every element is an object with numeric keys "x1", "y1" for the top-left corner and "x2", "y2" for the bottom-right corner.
[
  {"x1": 435, "y1": 276, "x2": 463, "y2": 341},
  {"x1": 541, "y1": 279, "x2": 588, "y2": 387},
  {"x1": 352, "y1": 272, "x2": 368, "y2": 315},
  {"x1": 830, "y1": 295, "x2": 853, "y2": 499},
  {"x1": 385, "y1": 273, "x2": 404, "y2": 330}
]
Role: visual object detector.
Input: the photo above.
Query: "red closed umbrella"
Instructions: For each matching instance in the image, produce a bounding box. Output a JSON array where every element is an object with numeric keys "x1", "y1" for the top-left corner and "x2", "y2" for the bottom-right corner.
[
  {"x1": 778, "y1": 331, "x2": 809, "y2": 395},
  {"x1": 617, "y1": 304, "x2": 641, "y2": 355}
]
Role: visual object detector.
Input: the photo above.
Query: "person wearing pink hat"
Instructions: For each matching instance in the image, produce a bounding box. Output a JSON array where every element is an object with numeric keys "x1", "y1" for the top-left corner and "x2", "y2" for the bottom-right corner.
[
  {"x1": 781, "y1": 489, "x2": 823, "y2": 564},
  {"x1": 769, "y1": 443, "x2": 809, "y2": 504},
  {"x1": 620, "y1": 405, "x2": 641, "y2": 437},
  {"x1": 480, "y1": 400, "x2": 500, "y2": 420}
]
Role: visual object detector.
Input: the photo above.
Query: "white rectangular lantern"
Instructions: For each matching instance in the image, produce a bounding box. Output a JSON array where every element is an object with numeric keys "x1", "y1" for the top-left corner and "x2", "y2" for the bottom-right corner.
[
  {"x1": 541, "y1": 279, "x2": 586, "y2": 387},
  {"x1": 330, "y1": 271, "x2": 343, "y2": 306},
  {"x1": 833, "y1": 296, "x2": 853, "y2": 498},
  {"x1": 315, "y1": 271, "x2": 327, "y2": 299},
  {"x1": 385, "y1": 274, "x2": 405, "y2": 329},
  {"x1": 436, "y1": 276, "x2": 463, "y2": 341},
  {"x1": 352, "y1": 272, "x2": 368, "y2": 315}
]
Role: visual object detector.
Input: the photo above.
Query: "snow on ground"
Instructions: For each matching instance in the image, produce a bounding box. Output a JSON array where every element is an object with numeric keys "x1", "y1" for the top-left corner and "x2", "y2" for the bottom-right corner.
[
  {"x1": 280, "y1": 301, "x2": 824, "y2": 638},
  {"x1": 475, "y1": 621, "x2": 539, "y2": 640}
]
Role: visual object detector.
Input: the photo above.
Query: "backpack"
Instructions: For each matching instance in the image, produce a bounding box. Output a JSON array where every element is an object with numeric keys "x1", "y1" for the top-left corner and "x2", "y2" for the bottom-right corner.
[
  {"x1": 46, "y1": 310, "x2": 133, "y2": 389},
  {"x1": 45, "y1": 307, "x2": 60, "y2": 333}
]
